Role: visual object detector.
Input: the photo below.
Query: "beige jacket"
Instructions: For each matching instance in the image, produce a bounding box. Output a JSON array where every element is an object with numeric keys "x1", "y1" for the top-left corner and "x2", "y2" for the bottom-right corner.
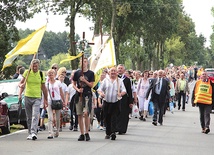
[{"x1": 175, "y1": 79, "x2": 190, "y2": 94}]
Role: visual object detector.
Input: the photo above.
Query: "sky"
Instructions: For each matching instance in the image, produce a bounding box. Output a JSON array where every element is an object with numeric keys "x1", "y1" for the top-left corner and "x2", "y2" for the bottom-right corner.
[
  {"x1": 15, "y1": 0, "x2": 214, "y2": 46},
  {"x1": 183, "y1": 0, "x2": 214, "y2": 47},
  {"x1": 15, "y1": 12, "x2": 94, "y2": 41}
]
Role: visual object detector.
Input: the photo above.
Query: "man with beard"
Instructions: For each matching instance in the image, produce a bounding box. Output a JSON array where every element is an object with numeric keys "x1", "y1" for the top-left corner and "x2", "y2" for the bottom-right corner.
[{"x1": 116, "y1": 64, "x2": 133, "y2": 134}]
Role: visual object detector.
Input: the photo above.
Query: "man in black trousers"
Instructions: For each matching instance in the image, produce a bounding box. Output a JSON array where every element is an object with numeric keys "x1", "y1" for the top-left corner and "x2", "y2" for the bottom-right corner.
[
  {"x1": 146, "y1": 70, "x2": 170, "y2": 126},
  {"x1": 116, "y1": 64, "x2": 133, "y2": 134}
]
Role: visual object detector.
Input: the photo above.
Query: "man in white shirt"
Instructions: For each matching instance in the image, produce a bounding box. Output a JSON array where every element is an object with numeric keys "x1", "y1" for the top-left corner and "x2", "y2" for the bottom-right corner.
[{"x1": 98, "y1": 67, "x2": 126, "y2": 140}]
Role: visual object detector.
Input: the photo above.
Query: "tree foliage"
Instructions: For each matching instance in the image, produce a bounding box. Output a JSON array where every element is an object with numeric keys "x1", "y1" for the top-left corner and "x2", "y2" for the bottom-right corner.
[
  {"x1": 1, "y1": 0, "x2": 214, "y2": 80},
  {"x1": 0, "y1": 0, "x2": 36, "y2": 79}
]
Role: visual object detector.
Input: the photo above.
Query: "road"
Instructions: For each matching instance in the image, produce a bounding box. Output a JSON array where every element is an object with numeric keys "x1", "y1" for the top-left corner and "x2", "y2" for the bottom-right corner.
[{"x1": 1, "y1": 81, "x2": 214, "y2": 155}]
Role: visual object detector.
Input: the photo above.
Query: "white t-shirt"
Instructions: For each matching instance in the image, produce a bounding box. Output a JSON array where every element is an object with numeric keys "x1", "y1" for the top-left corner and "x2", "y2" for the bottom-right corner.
[
  {"x1": 67, "y1": 83, "x2": 76, "y2": 101},
  {"x1": 17, "y1": 74, "x2": 23, "y2": 80},
  {"x1": 46, "y1": 80, "x2": 62, "y2": 104},
  {"x1": 60, "y1": 81, "x2": 68, "y2": 99}
]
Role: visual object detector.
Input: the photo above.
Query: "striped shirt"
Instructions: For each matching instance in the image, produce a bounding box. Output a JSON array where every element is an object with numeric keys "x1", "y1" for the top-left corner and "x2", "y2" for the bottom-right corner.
[{"x1": 98, "y1": 77, "x2": 126, "y2": 103}]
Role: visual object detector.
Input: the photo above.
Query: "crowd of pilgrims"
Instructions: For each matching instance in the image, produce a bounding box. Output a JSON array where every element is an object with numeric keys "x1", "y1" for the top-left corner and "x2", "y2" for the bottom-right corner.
[{"x1": 17, "y1": 63, "x2": 200, "y2": 140}]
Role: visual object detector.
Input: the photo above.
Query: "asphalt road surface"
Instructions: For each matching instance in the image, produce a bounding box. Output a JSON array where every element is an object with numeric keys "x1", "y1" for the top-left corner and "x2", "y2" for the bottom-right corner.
[{"x1": 1, "y1": 81, "x2": 214, "y2": 155}]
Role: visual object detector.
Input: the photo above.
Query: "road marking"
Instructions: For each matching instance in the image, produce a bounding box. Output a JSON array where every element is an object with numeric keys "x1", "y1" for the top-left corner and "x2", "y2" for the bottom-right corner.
[{"x1": 0, "y1": 129, "x2": 27, "y2": 139}]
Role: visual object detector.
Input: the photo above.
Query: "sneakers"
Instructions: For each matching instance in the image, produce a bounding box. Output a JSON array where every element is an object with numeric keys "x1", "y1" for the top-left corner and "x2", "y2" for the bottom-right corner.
[
  {"x1": 38, "y1": 127, "x2": 43, "y2": 131},
  {"x1": 38, "y1": 125, "x2": 46, "y2": 131},
  {"x1": 27, "y1": 134, "x2": 32, "y2": 140},
  {"x1": 139, "y1": 116, "x2": 143, "y2": 120},
  {"x1": 69, "y1": 125, "x2": 73, "y2": 131},
  {"x1": 54, "y1": 132, "x2": 59, "y2": 138},
  {"x1": 78, "y1": 134, "x2": 85, "y2": 141},
  {"x1": 27, "y1": 133, "x2": 37, "y2": 140},
  {"x1": 85, "y1": 133, "x2": 90, "y2": 141},
  {"x1": 110, "y1": 133, "x2": 116, "y2": 140},
  {"x1": 47, "y1": 135, "x2": 54, "y2": 139},
  {"x1": 105, "y1": 135, "x2": 110, "y2": 139},
  {"x1": 204, "y1": 128, "x2": 210, "y2": 134},
  {"x1": 97, "y1": 124, "x2": 100, "y2": 129},
  {"x1": 32, "y1": 133, "x2": 37, "y2": 140},
  {"x1": 73, "y1": 127, "x2": 78, "y2": 131},
  {"x1": 152, "y1": 121, "x2": 157, "y2": 126}
]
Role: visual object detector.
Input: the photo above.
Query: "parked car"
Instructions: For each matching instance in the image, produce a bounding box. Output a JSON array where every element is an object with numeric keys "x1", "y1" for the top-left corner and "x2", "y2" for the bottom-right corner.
[
  {"x1": 205, "y1": 69, "x2": 214, "y2": 111},
  {"x1": 0, "y1": 79, "x2": 27, "y2": 129},
  {"x1": 0, "y1": 100, "x2": 10, "y2": 134},
  {"x1": 205, "y1": 68, "x2": 214, "y2": 73}
]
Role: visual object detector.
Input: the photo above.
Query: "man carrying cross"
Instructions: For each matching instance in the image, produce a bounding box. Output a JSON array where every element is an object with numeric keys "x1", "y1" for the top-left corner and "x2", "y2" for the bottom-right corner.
[{"x1": 72, "y1": 57, "x2": 95, "y2": 141}]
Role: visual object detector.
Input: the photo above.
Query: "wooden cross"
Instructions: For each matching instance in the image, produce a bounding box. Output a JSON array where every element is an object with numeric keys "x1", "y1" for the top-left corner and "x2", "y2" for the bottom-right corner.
[
  {"x1": 73, "y1": 32, "x2": 94, "y2": 100},
  {"x1": 78, "y1": 32, "x2": 94, "y2": 75}
]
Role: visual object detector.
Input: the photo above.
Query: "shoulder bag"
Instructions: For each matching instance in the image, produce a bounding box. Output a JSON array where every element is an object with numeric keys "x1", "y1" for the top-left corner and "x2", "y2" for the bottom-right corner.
[{"x1": 48, "y1": 82, "x2": 63, "y2": 110}]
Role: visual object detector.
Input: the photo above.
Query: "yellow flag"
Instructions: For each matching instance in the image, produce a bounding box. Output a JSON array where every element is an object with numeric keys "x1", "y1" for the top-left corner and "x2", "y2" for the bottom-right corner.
[
  {"x1": 1, "y1": 55, "x2": 19, "y2": 71},
  {"x1": 1, "y1": 25, "x2": 46, "y2": 71},
  {"x1": 93, "y1": 69, "x2": 103, "y2": 88},
  {"x1": 60, "y1": 52, "x2": 83, "y2": 64}
]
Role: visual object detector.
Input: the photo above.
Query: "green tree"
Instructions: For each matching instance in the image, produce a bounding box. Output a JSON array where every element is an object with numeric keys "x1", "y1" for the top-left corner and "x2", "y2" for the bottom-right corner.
[
  {"x1": 164, "y1": 35, "x2": 185, "y2": 66},
  {"x1": 32, "y1": 0, "x2": 93, "y2": 69},
  {"x1": 0, "y1": 0, "x2": 35, "y2": 79},
  {"x1": 209, "y1": 6, "x2": 214, "y2": 67},
  {"x1": 49, "y1": 53, "x2": 72, "y2": 70}
]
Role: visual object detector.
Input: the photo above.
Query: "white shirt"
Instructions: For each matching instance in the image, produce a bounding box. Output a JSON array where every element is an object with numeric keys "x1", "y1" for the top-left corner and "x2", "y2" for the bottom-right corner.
[
  {"x1": 155, "y1": 78, "x2": 162, "y2": 94},
  {"x1": 67, "y1": 83, "x2": 76, "y2": 101},
  {"x1": 46, "y1": 80, "x2": 62, "y2": 104},
  {"x1": 98, "y1": 76, "x2": 126, "y2": 103},
  {"x1": 17, "y1": 74, "x2": 23, "y2": 80},
  {"x1": 60, "y1": 81, "x2": 68, "y2": 99}
]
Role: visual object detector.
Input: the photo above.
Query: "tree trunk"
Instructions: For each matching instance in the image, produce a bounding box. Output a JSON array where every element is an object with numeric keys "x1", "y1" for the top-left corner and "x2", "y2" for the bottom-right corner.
[
  {"x1": 136, "y1": 59, "x2": 141, "y2": 71},
  {"x1": 110, "y1": 0, "x2": 116, "y2": 38},
  {"x1": 111, "y1": 0, "x2": 119, "y2": 63},
  {"x1": 160, "y1": 42, "x2": 164, "y2": 69},
  {"x1": 69, "y1": 6, "x2": 78, "y2": 69},
  {"x1": 94, "y1": 16, "x2": 100, "y2": 35},
  {"x1": 155, "y1": 42, "x2": 160, "y2": 70}
]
